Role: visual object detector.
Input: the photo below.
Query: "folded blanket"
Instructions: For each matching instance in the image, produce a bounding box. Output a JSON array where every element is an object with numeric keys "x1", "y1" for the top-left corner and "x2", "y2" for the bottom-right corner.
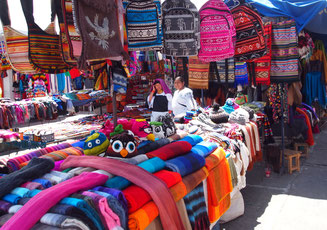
[
  {"x1": 128, "y1": 201, "x2": 159, "y2": 230},
  {"x1": 182, "y1": 167, "x2": 209, "y2": 194},
  {"x1": 2, "y1": 194, "x2": 21, "y2": 204},
  {"x1": 0, "y1": 201, "x2": 12, "y2": 213},
  {"x1": 123, "y1": 170, "x2": 182, "y2": 213},
  {"x1": 166, "y1": 152, "x2": 206, "y2": 177},
  {"x1": 11, "y1": 187, "x2": 30, "y2": 198},
  {"x1": 205, "y1": 148, "x2": 233, "y2": 223},
  {"x1": 39, "y1": 147, "x2": 84, "y2": 162},
  {"x1": 190, "y1": 142, "x2": 218, "y2": 158},
  {"x1": 6, "y1": 143, "x2": 71, "y2": 172},
  {"x1": 60, "y1": 197, "x2": 103, "y2": 230},
  {"x1": 169, "y1": 181, "x2": 188, "y2": 202},
  {"x1": 0, "y1": 158, "x2": 54, "y2": 198},
  {"x1": 105, "y1": 155, "x2": 148, "y2": 165},
  {"x1": 20, "y1": 182, "x2": 44, "y2": 190},
  {"x1": 146, "y1": 141, "x2": 192, "y2": 160},
  {"x1": 179, "y1": 135, "x2": 203, "y2": 146},
  {"x1": 183, "y1": 182, "x2": 210, "y2": 230},
  {"x1": 31, "y1": 178, "x2": 52, "y2": 188},
  {"x1": 53, "y1": 160, "x2": 65, "y2": 171},
  {"x1": 8, "y1": 205, "x2": 22, "y2": 214},
  {"x1": 49, "y1": 204, "x2": 96, "y2": 229},
  {"x1": 105, "y1": 157, "x2": 165, "y2": 190},
  {"x1": 137, "y1": 138, "x2": 170, "y2": 155}
]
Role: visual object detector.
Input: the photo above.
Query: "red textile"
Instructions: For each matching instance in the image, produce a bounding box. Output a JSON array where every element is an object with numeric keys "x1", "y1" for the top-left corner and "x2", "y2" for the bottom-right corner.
[
  {"x1": 123, "y1": 170, "x2": 182, "y2": 213},
  {"x1": 146, "y1": 141, "x2": 192, "y2": 160},
  {"x1": 69, "y1": 68, "x2": 81, "y2": 79},
  {"x1": 296, "y1": 108, "x2": 314, "y2": 146}
]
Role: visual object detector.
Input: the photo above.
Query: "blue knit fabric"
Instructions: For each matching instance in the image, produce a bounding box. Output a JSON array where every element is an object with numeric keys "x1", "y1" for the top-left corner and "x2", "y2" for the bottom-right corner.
[
  {"x1": 191, "y1": 141, "x2": 219, "y2": 158},
  {"x1": 179, "y1": 135, "x2": 203, "y2": 146}
]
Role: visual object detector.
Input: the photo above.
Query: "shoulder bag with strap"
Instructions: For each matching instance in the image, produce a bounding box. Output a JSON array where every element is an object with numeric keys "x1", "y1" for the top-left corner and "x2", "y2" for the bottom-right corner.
[
  {"x1": 20, "y1": 0, "x2": 72, "y2": 74},
  {"x1": 0, "y1": 0, "x2": 35, "y2": 74}
]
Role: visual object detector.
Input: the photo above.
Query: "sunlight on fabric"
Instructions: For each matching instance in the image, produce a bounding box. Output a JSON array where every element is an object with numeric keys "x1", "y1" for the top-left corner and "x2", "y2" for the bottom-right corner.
[{"x1": 256, "y1": 194, "x2": 327, "y2": 229}]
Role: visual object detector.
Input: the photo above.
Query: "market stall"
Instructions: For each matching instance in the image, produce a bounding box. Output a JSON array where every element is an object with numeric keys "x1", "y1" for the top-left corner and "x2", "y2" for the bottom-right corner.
[{"x1": 0, "y1": 0, "x2": 326, "y2": 229}]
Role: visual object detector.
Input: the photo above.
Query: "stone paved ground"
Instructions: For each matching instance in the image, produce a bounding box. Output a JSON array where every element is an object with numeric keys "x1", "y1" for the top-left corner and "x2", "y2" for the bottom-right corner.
[{"x1": 217, "y1": 124, "x2": 327, "y2": 230}]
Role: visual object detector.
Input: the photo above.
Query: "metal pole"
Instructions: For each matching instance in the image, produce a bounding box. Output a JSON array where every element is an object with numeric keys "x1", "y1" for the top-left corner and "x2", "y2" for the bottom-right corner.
[
  {"x1": 112, "y1": 91, "x2": 117, "y2": 127},
  {"x1": 201, "y1": 89, "x2": 205, "y2": 107},
  {"x1": 280, "y1": 83, "x2": 285, "y2": 175}
]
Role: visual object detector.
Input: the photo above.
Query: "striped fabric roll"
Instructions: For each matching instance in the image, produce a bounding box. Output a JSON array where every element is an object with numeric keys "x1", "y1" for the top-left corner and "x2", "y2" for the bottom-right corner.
[
  {"x1": 39, "y1": 147, "x2": 84, "y2": 162},
  {"x1": 270, "y1": 19, "x2": 299, "y2": 83},
  {"x1": 188, "y1": 56, "x2": 210, "y2": 89},
  {"x1": 7, "y1": 143, "x2": 72, "y2": 172},
  {"x1": 2, "y1": 26, "x2": 35, "y2": 74}
]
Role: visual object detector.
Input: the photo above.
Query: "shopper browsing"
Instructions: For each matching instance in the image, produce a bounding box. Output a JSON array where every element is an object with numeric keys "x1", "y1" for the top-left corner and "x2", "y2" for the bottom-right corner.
[
  {"x1": 172, "y1": 76, "x2": 197, "y2": 116},
  {"x1": 147, "y1": 79, "x2": 173, "y2": 121}
]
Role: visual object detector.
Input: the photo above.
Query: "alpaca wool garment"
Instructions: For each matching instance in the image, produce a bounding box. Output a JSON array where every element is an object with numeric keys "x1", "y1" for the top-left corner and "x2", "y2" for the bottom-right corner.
[
  {"x1": 123, "y1": 170, "x2": 182, "y2": 213},
  {"x1": 128, "y1": 201, "x2": 159, "y2": 230},
  {"x1": 105, "y1": 157, "x2": 166, "y2": 190},
  {"x1": 146, "y1": 141, "x2": 192, "y2": 160},
  {"x1": 166, "y1": 152, "x2": 206, "y2": 177},
  {"x1": 190, "y1": 142, "x2": 218, "y2": 158},
  {"x1": 1, "y1": 172, "x2": 108, "y2": 230},
  {"x1": 179, "y1": 135, "x2": 203, "y2": 146},
  {"x1": 188, "y1": 56, "x2": 210, "y2": 90},
  {"x1": 183, "y1": 183, "x2": 210, "y2": 230},
  {"x1": 60, "y1": 156, "x2": 185, "y2": 230},
  {"x1": 205, "y1": 148, "x2": 233, "y2": 222},
  {"x1": 6, "y1": 143, "x2": 71, "y2": 172},
  {"x1": 0, "y1": 158, "x2": 54, "y2": 198},
  {"x1": 137, "y1": 138, "x2": 170, "y2": 155},
  {"x1": 182, "y1": 167, "x2": 209, "y2": 194},
  {"x1": 98, "y1": 197, "x2": 123, "y2": 230}
]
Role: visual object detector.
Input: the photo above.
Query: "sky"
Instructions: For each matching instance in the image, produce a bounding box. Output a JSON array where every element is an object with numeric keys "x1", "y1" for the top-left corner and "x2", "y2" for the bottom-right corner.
[{"x1": 0, "y1": 0, "x2": 206, "y2": 34}]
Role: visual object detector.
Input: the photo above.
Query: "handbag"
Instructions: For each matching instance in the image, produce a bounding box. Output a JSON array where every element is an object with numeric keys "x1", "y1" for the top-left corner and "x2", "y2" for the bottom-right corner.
[
  {"x1": 0, "y1": 0, "x2": 35, "y2": 74},
  {"x1": 20, "y1": 0, "x2": 72, "y2": 74}
]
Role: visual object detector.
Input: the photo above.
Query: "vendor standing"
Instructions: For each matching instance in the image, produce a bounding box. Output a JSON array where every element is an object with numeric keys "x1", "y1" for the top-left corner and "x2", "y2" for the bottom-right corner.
[
  {"x1": 147, "y1": 79, "x2": 173, "y2": 121},
  {"x1": 172, "y1": 76, "x2": 197, "y2": 116}
]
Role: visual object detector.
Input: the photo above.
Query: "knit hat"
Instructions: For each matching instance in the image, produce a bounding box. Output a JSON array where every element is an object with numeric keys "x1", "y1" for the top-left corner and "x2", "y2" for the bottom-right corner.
[
  {"x1": 209, "y1": 104, "x2": 230, "y2": 124},
  {"x1": 228, "y1": 108, "x2": 250, "y2": 125},
  {"x1": 241, "y1": 106, "x2": 255, "y2": 120},
  {"x1": 83, "y1": 131, "x2": 110, "y2": 156},
  {"x1": 222, "y1": 98, "x2": 235, "y2": 114}
]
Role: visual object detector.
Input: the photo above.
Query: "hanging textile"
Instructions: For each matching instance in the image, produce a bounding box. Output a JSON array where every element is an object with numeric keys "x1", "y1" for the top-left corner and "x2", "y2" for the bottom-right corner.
[
  {"x1": 270, "y1": 19, "x2": 299, "y2": 83},
  {"x1": 73, "y1": 0, "x2": 128, "y2": 69},
  {"x1": 234, "y1": 62, "x2": 248, "y2": 86},
  {"x1": 0, "y1": 0, "x2": 35, "y2": 74},
  {"x1": 253, "y1": 22, "x2": 272, "y2": 85},
  {"x1": 268, "y1": 83, "x2": 288, "y2": 123},
  {"x1": 62, "y1": 0, "x2": 82, "y2": 60},
  {"x1": 215, "y1": 58, "x2": 235, "y2": 85},
  {"x1": 188, "y1": 56, "x2": 209, "y2": 90}
]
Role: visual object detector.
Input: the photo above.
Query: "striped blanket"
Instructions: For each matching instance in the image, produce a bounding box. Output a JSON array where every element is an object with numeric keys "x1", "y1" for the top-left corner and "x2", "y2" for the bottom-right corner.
[
  {"x1": 188, "y1": 56, "x2": 210, "y2": 90},
  {"x1": 270, "y1": 19, "x2": 299, "y2": 83}
]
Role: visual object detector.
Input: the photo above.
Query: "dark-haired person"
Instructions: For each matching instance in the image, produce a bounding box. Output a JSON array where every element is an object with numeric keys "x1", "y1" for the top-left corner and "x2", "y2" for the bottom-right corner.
[
  {"x1": 147, "y1": 79, "x2": 173, "y2": 121},
  {"x1": 172, "y1": 77, "x2": 197, "y2": 116}
]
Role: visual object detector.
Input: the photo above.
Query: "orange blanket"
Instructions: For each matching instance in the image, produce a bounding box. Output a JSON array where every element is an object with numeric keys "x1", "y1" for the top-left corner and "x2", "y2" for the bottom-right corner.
[{"x1": 205, "y1": 148, "x2": 233, "y2": 223}]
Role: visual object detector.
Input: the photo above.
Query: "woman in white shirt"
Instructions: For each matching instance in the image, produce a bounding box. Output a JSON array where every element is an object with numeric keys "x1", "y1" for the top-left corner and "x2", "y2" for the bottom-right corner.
[
  {"x1": 147, "y1": 79, "x2": 173, "y2": 121},
  {"x1": 172, "y1": 77, "x2": 197, "y2": 116}
]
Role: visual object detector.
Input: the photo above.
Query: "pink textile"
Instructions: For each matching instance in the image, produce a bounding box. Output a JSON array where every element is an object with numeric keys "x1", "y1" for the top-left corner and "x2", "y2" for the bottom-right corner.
[
  {"x1": 53, "y1": 160, "x2": 65, "y2": 171},
  {"x1": 99, "y1": 197, "x2": 122, "y2": 229},
  {"x1": 1, "y1": 172, "x2": 108, "y2": 230},
  {"x1": 60, "y1": 156, "x2": 185, "y2": 230}
]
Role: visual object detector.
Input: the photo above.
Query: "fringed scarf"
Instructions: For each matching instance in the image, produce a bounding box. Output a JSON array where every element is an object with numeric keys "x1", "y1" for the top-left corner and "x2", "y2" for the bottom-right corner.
[{"x1": 183, "y1": 182, "x2": 210, "y2": 230}]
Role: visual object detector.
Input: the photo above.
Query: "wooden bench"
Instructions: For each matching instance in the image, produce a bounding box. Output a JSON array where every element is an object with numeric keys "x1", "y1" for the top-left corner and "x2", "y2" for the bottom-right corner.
[{"x1": 283, "y1": 149, "x2": 301, "y2": 174}]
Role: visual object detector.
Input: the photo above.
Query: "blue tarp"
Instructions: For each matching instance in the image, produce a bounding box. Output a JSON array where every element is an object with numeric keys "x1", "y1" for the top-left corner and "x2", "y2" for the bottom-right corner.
[
  {"x1": 305, "y1": 9, "x2": 327, "y2": 34},
  {"x1": 245, "y1": 0, "x2": 327, "y2": 33}
]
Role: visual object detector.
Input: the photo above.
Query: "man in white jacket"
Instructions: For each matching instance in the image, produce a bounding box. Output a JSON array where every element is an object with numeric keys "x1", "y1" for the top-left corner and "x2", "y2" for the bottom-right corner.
[{"x1": 172, "y1": 77, "x2": 197, "y2": 116}]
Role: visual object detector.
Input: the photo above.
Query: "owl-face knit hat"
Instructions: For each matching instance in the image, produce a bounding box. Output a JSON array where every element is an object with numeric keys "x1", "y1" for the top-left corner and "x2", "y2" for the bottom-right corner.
[{"x1": 209, "y1": 104, "x2": 229, "y2": 124}]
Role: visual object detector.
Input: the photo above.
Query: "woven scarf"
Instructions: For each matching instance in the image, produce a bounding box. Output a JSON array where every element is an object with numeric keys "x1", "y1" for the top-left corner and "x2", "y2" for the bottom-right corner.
[
  {"x1": 183, "y1": 182, "x2": 210, "y2": 230},
  {"x1": 188, "y1": 56, "x2": 210, "y2": 90},
  {"x1": 60, "y1": 156, "x2": 185, "y2": 230},
  {"x1": 270, "y1": 19, "x2": 299, "y2": 83}
]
